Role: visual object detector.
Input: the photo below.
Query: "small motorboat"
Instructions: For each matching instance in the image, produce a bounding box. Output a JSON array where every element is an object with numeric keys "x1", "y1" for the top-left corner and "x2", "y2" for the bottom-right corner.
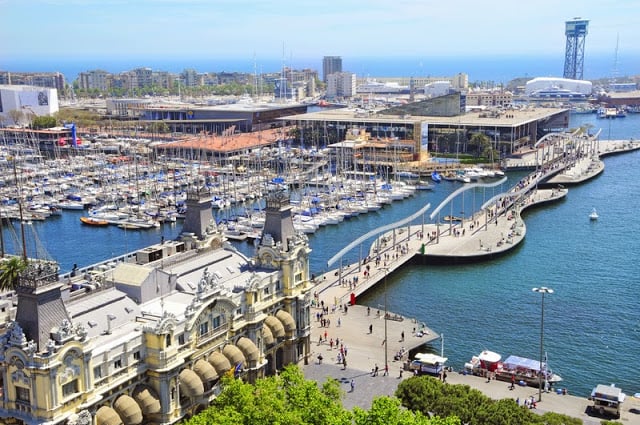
[
  {"x1": 589, "y1": 208, "x2": 598, "y2": 221},
  {"x1": 80, "y1": 216, "x2": 109, "y2": 226}
]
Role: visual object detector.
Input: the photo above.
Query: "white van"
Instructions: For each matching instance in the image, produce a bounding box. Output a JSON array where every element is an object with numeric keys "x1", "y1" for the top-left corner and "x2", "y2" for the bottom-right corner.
[{"x1": 589, "y1": 384, "x2": 625, "y2": 418}]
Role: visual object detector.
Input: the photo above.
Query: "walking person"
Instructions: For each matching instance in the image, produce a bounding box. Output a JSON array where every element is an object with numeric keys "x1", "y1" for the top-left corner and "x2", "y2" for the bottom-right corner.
[
  {"x1": 384, "y1": 363, "x2": 389, "y2": 376},
  {"x1": 510, "y1": 373, "x2": 515, "y2": 390},
  {"x1": 369, "y1": 324, "x2": 373, "y2": 334},
  {"x1": 350, "y1": 379, "x2": 355, "y2": 392}
]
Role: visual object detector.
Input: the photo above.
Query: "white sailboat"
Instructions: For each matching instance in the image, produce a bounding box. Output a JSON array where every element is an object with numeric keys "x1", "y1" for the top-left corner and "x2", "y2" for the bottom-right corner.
[{"x1": 589, "y1": 208, "x2": 598, "y2": 220}]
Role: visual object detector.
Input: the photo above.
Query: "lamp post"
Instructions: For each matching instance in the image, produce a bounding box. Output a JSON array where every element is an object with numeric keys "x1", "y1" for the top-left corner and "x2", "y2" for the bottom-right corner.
[
  {"x1": 532, "y1": 286, "x2": 553, "y2": 402},
  {"x1": 381, "y1": 267, "x2": 389, "y2": 370}
]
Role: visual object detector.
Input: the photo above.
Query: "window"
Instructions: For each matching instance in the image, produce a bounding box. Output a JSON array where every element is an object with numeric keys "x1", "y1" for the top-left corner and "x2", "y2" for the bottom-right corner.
[
  {"x1": 93, "y1": 366, "x2": 102, "y2": 379},
  {"x1": 166, "y1": 334, "x2": 172, "y2": 347},
  {"x1": 133, "y1": 351, "x2": 141, "y2": 360},
  {"x1": 16, "y1": 387, "x2": 30, "y2": 403},
  {"x1": 178, "y1": 334, "x2": 185, "y2": 345},
  {"x1": 62, "y1": 380, "x2": 78, "y2": 397},
  {"x1": 199, "y1": 322, "x2": 209, "y2": 336},
  {"x1": 213, "y1": 315, "x2": 221, "y2": 329},
  {"x1": 114, "y1": 358, "x2": 122, "y2": 369}
]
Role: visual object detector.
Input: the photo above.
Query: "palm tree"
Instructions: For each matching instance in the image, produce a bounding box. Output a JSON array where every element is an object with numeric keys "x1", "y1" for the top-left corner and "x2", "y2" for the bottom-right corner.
[{"x1": 0, "y1": 256, "x2": 27, "y2": 292}]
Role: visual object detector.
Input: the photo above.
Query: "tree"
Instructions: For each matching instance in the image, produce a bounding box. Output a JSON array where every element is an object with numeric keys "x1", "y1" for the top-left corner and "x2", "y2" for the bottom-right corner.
[
  {"x1": 183, "y1": 365, "x2": 352, "y2": 425},
  {"x1": 148, "y1": 122, "x2": 170, "y2": 134},
  {"x1": 396, "y1": 375, "x2": 552, "y2": 425},
  {"x1": 7, "y1": 109, "x2": 25, "y2": 126},
  {"x1": 31, "y1": 116, "x2": 57, "y2": 129},
  {"x1": 469, "y1": 132, "x2": 492, "y2": 159},
  {"x1": 353, "y1": 396, "x2": 461, "y2": 425},
  {"x1": 0, "y1": 256, "x2": 28, "y2": 292}
]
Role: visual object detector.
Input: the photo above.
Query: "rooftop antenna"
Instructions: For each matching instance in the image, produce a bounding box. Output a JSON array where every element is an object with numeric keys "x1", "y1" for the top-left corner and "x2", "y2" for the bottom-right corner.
[
  {"x1": 280, "y1": 42, "x2": 286, "y2": 102},
  {"x1": 611, "y1": 33, "x2": 620, "y2": 84},
  {"x1": 253, "y1": 52, "x2": 258, "y2": 100}
]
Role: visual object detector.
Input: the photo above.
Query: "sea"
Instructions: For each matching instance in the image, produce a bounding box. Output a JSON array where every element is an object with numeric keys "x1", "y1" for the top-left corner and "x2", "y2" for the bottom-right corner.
[{"x1": 3, "y1": 53, "x2": 639, "y2": 83}]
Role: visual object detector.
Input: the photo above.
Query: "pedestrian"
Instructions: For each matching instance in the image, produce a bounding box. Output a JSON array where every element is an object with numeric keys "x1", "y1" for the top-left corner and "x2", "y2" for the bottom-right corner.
[
  {"x1": 329, "y1": 338, "x2": 333, "y2": 349},
  {"x1": 367, "y1": 306, "x2": 370, "y2": 316},
  {"x1": 324, "y1": 330, "x2": 327, "y2": 342},
  {"x1": 442, "y1": 370, "x2": 447, "y2": 383},
  {"x1": 317, "y1": 354, "x2": 323, "y2": 364},
  {"x1": 373, "y1": 364, "x2": 379, "y2": 376},
  {"x1": 318, "y1": 335, "x2": 322, "y2": 345},
  {"x1": 369, "y1": 324, "x2": 373, "y2": 334},
  {"x1": 399, "y1": 368, "x2": 404, "y2": 378},
  {"x1": 401, "y1": 331, "x2": 404, "y2": 342},
  {"x1": 384, "y1": 364, "x2": 389, "y2": 376},
  {"x1": 337, "y1": 317, "x2": 341, "y2": 327},
  {"x1": 350, "y1": 379, "x2": 355, "y2": 392},
  {"x1": 510, "y1": 373, "x2": 515, "y2": 390},
  {"x1": 343, "y1": 357, "x2": 347, "y2": 370}
]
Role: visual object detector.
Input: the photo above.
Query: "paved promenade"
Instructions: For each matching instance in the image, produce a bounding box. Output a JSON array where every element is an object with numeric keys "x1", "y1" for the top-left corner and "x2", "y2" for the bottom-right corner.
[{"x1": 300, "y1": 306, "x2": 640, "y2": 424}]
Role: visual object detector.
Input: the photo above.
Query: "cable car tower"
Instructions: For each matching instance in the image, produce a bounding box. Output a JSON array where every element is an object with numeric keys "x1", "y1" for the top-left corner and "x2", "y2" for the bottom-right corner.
[{"x1": 563, "y1": 18, "x2": 589, "y2": 80}]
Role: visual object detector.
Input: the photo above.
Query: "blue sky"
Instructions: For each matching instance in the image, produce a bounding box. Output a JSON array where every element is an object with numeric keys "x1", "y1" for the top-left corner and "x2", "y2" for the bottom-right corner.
[{"x1": 1, "y1": 0, "x2": 638, "y2": 73}]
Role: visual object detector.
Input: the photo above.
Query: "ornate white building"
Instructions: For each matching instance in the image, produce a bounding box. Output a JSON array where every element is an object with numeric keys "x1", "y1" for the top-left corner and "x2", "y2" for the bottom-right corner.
[{"x1": 0, "y1": 190, "x2": 312, "y2": 425}]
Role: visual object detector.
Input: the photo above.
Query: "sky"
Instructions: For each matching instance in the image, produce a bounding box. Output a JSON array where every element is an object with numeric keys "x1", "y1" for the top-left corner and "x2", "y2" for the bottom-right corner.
[{"x1": 1, "y1": 0, "x2": 639, "y2": 78}]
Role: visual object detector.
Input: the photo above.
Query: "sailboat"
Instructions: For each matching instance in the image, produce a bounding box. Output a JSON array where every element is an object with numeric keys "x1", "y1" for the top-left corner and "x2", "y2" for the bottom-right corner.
[{"x1": 589, "y1": 208, "x2": 598, "y2": 221}]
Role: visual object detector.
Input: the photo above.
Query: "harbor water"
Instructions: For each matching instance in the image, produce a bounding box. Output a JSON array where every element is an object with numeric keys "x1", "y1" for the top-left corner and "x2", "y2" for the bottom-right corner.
[{"x1": 3, "y1": 112, "x2": 639, "y2": 398}]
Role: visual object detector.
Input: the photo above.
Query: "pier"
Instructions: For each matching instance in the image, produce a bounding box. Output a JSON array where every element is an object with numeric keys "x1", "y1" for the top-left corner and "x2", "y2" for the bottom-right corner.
[{"x1": 312, "y1": 139, "x2": 640, "y2": 309}]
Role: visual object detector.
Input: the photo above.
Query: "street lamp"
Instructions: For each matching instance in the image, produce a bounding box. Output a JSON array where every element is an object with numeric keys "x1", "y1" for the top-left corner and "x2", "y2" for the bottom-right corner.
[
  {"x1": 532, "y1": 286, "x2": 553, "y2": 402},
  {"x1": 381, "y1": 267, "x2": 389, "y2": 370}
]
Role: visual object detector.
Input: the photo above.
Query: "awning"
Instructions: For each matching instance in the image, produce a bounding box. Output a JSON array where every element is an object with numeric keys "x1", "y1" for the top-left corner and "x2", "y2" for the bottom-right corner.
[
  {"x1": 96, "y1": 406, "x2": 123, "y2": 425},
  {"x1": 222, "y1": 344, "x2": 246, "y2": 368},
  {"x1": 208, "y1": 351, "x2": 232, "y2": 375},
  {"x1": 193, "y1": 358, "x2": 218, "y2": 383},
  {"x1": 276, "y1": 310, "x2": 296, "y2": 333},
  {"x1": 414, "y1": 353, "x2": 448, "y2": 365},
  {"x1": 236, "y1": 337, "x2": 260, "y2": 364},
  {"x1": 179, "y1": 369, "x2": 204, "y2": 398},
  {"x1": 133, "y1": 387, "x2": 161, "y2": 415},
  {"x1": 113, "y1": 395, "x2": 143, "y2": 425},
  {"x1": 264, "y1": 315, "x2": 285, "y2": 338},
  {"x1": 262, "y1": 324, "x2": 274, "y2": 345},
  {"x1": 503, "y1": 355, "x2": 543, "y2": 372}
]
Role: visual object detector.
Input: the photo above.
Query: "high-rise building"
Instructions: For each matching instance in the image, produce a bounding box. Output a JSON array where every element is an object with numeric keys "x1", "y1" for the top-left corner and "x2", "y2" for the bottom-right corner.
[
  {"x1": 322, "y1": 56, "x2": 342, "y2": 84},
  {"x1": 563, "y1": 18, "x2": 589, "y2": 80},
  {"x1": 326, "y1": 72, "x2": 356, "y2": 98}
]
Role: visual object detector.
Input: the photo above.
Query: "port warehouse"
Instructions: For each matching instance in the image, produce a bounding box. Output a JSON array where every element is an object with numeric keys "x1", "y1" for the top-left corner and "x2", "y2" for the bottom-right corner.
[{"x1": 1, "y1": 93, "x2": 569, "y2": 162}]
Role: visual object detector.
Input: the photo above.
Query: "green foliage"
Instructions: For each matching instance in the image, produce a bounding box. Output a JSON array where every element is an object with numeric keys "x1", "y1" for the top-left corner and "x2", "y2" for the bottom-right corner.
[
  {"x1": 148, "y1": 121, "x2": 170, "y2": 134},
  {"x1": 538, "y1": 411, "x2": 583, "y2": 425},
  {"x1": 0, "y1": 256, "x2": 28, "y2": 291},
  {"x1": 183, "y1": 365, "x2": 352, "y2": 425},
  {"x1": 395, "y1": 376, "x2": 581, "y2": 425},
  {"x1": 31, "y1": 115, "x2": 57, "y2": 129},
  {"x1": 353, "y1": 396, "x2": 461, "y2": 425},
  {"x1": 54, "y1": 109, "x2": 102, "y2": 129}
]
